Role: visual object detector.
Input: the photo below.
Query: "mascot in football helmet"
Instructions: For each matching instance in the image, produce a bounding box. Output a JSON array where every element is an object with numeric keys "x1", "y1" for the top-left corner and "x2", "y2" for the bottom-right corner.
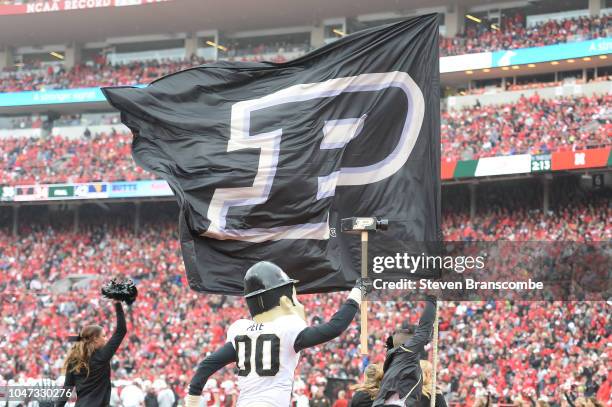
[{"x1": 186, "y1": 261, "x2": 364, "y2": 407}]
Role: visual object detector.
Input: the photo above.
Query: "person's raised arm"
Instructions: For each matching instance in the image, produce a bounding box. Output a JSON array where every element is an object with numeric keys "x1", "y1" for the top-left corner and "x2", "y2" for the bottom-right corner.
[
  {"x1": 54, "y1": 370, "x2": 75, "y2": 407},
  {"x1": 402, "y1": 295, "x2": 436, "y2": 351},
  {"x1": 96, "y1": 302, "x2": 127, "y2": 361},
  {"x1": 186, "y1": 342, "x2": 237, "y2": 407},
  {"x1": 293, "y1": 280, "x2": 366, "y2": 352}
]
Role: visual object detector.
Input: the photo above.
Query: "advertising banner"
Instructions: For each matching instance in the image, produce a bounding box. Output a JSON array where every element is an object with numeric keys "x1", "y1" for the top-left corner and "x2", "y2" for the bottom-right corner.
[
  {"x1": 441, "y1": 159, "x2": 457, "y2": 180},
  {"x1": 551, "y1": 147, "x2": 611, "y2": 171},
  {"x1": 2, "y1": 181, "x2": 171, "y2": 202},
  {"x1": 0, "y1": 88, "x2": 104, "y2": 107},
  {"x1": 2, "y1": 149, "x2": 609, "y2": 203},
  {"x1": 108, "y1": 182, "x2": 140, "y2": 198},
  {"x1": 440, "y1": 52, "x2": 492, "y2": 73},
  {"x1": 474, "y1": 154, "x2": 532, "y2": 177},
  {"x1": 108, "y1": 180, "x2": 173, "y2": 198},
  {"x1": 48, "y1": 185, "x2": 75, "y2": 199},
  {"x1": 147, "y1": 180, "x2": 173, "y2": 196},
  {"x1": 492, "y1": 38, "x2": 612, "y2": 67},
  {"x1": 453, "y1": 160, "x2": 479, "y2": 178},
  {"x1": 0, "y1": 85, "x2": 145, "y2": 107},
  {"x1": 0, "y1": 186, "x2": 15, "y2": 202},
  {"x1": 74, "y1": 183, "x2": 109, "y2": 199},
  {"x1": 14, "y1": 185, "x2": 48, "y2": 202}
]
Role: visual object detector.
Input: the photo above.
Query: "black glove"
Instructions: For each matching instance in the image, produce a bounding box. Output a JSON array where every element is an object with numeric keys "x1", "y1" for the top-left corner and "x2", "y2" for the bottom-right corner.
[
  {"x1": 385, "y1": 335, "x2": 394, "y2": 350},
  {"x1": 101, "y1": 279, "x2": 138, "y2": 305},
  {"x1": 355, "y1": 277, "x2": 373, "y2": 295}
]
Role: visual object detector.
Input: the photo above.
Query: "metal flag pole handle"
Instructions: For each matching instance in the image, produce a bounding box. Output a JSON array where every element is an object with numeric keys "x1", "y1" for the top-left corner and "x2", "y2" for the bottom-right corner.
[
  {"x1": 430, "y1": 300, "x2": 440, "y2": 407},
  {"x1": 360, "y1": 230, "x2": 368, "y2": 355},
  {"x1": 340, "y1": 217, "x2": 388, "y2": 357}
]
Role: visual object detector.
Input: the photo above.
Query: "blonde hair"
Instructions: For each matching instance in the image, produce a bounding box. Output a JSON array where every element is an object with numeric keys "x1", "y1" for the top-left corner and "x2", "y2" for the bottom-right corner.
[
  {"x1": 350, "y1": 364, "x2": 384, "y2": 399},
  {"x1": 575, "y1": 397, "x2": 587, "y2": 407},
  {"x1": 584, "y1": 398, "x2": 604, "y2": 407},
  {"x1": 63, "y1": 325, "x2": 103, "y2": 377},
  {"x1": 420, "y1": 360, "x2": 442, "y2": 398}
]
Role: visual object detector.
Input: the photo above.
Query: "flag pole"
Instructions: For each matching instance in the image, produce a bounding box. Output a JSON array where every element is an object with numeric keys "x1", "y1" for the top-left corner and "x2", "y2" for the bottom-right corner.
[
  {"x1": 341, "y1": 217, "x2": 387, "y2": 357},
  {"x1": 430, "y1": 300, "x2": 440, "y2": 407},
  {"x1": 360, "y1": 230, "x2": 368, "y2": 356}
]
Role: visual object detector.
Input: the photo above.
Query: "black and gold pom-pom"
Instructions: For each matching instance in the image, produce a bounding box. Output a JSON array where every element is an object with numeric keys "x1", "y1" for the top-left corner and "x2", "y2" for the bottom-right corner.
[{"x1": 101, "y1": 279, "x2": 138, "y2": 305}]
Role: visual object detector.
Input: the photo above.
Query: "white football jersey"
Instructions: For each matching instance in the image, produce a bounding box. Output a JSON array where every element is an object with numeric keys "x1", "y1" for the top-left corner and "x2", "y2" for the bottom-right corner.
[{"x1": 226, "y1": 314, "x2": 307, "y2": 407}]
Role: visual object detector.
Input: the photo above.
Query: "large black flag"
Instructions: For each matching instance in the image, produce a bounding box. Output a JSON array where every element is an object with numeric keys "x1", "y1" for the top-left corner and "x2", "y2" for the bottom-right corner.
[{"x1": 102, "y1": 14, "x2": 440, "y2": 295}]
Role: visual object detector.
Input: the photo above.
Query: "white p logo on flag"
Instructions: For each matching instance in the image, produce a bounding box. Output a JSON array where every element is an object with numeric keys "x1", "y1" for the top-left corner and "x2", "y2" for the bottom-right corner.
[{"x1": 204, "y1": 71, "x2": 425, "y2": 242}]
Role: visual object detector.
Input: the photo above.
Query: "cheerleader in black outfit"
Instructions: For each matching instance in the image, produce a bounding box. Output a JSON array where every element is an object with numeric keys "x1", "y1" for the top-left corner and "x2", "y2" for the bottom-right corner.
[
  {"x1": 56, "y1": 301, "x2": 126, "y2": 407},
  {"x1": 56, "y1": 289, "x2": 130, "y2": 407}
]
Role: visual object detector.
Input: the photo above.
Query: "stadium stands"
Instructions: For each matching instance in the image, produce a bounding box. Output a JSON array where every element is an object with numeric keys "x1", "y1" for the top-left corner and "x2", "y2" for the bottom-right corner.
[
  {"x1": 1, "y1": 93, "x2": 609, "y2": 185},
  {"x1": 0, "y1": 14, "x2": 608, "y2": 93},
  {"x1": 0, "y1": 56, "x2": 209, "y2": 92},
  {"x1": 1, "y1": 5, "x2": 610, "y2": 407},
  {"x1": 442, "y1": 93, "x2": 611, "y2": 160},
  {"x1": 0, "y1": 129, "x2": 153, "y2": 185},
  {"x1": 0, "y1": 185, "x2": 610, "y2": 405},
  {"x1": 440, "y1": 13, "x2": 609, "y2": 56}
]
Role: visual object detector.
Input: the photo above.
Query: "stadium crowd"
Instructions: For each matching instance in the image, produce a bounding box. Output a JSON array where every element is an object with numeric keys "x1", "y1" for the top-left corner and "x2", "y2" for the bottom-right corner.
[
  {"x1": 439, "y1": 13, "x2": 609, "y2": 56},
  {"x1": 0, "y1": 56, "x2": 209, "y2": 93},
  {"x1": 0, "y1": 13, "x2": 609, "y2": 93},
  {"x1": 1, "y1": 92, "x2": 609, "y2": 185},
  {"x1": 442, "y1": 92, "x2": 611, "y2": 161},
  {"x1": 0, "y1": 186, "x2": 610, "y2": 406},
  {"x1": 0, "y1": 128, "x2": 154, "y2": 185},
  {"x1": 0, "y1": 4, "x2": 610, "y2": 407}
]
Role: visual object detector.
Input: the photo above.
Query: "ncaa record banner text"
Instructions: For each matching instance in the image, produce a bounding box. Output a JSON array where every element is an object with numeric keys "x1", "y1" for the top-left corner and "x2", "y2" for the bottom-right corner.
[{"x1": 0, "y1": 0, "x2": 170, "y2": 16}]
